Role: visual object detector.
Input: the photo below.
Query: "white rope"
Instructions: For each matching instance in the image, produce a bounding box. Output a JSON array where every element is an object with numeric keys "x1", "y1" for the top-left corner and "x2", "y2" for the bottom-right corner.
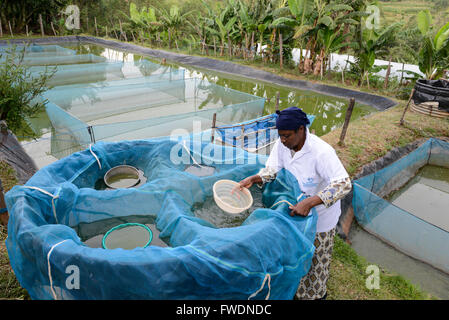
[
  {"x1": 24, "y1": 186, "x2": 59, "y2": 224},
  {"x1": 47, "y1": 239, "x2": 69, "y2": 300},
  {"x1": 182, "y1": 140, "x2": 204, "y2": 168},
  {"x1": 248, "y1": 273, "x2": 271, "y2": 300},
  {"x1": 89, "y1": 144, "x2": 102, "y2": 170},
  {"x1": 270, "y1": 199, "x2": 295, "y2": 209},
  {"x1": 296, "y1": 192, "x2": 305, "y2": 202}
]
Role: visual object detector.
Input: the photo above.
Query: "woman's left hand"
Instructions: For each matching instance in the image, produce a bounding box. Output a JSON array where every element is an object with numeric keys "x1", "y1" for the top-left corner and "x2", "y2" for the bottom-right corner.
[{"x1": 288, "y1": 196, "x2": 323, "y2": 217}]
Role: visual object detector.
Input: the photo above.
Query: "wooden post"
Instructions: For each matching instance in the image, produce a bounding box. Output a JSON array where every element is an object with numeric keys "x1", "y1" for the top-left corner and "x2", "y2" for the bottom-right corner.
[
  {"x1": 275, "y1": 91, "x2": 280, "y2": 112},
  {"x1": 213, "y1": 37, "x2": 216, "y2": 56},
  {"x1": 279, "y1": 31, "x2": 283, "y2": 69},
  {"x1": 26, "y1": 24, "x2": 29, "y2": 37},
  {"x1": 8, "y1": 20, "x2": 13, "y2": 37},
  {"x1": 105, "y1": 26, "x2": 108, "y2": 38},
  {"x1": 39, "y1": 14, "x2": 44, "y2": 36},
  {"x1": 384, "y1": 57, "x2": 392, "y2": 89},
  {"x1": 86, "y1": 16, "x2": 89, "y2": 34},
  {"x1": 119, "y1": 20, "x2": 127, "y2": 41},
  {"x1": 112, "y1": 24, "x2": 119, "y2": 40},
  {"x1": 400, "y1": 62, "x2": 405, "y2": 86},
  {"x1": 0, "y1": 18, "x2": 3, "y2": 37},
  {"x1": 131, "y1": 30, "x2": 136, "y2": 42},
  {"x1": 244, "y1": 33, "x2": 248, "y2": 60},
  {"x1": 211, "y1": 113, "x2": 217, "y2": 143},
  {"x1": 51, "y1": 21, "x2": 57, "y2": 36},
  {"x1": 228, "y1": 32, "x2": 232, "y2": 57},
  {"x1": 251, "y1": 31, "x2": 255, "y2": 60},
  {"x1": 0, "y1": 179, "x2": 8, "y2": 227},
  {"x1": 95, "y1": 17, "x2": 98, "y2": 37},
  {"x1": 400, "y1": 89, "x2": 416, "y2": 126},
  {"x1": 338, "y1": 98, "x2": 356, "y2": 146}
]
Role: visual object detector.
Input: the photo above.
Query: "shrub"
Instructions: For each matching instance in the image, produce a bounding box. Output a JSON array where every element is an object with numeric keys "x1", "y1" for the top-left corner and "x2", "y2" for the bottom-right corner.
[{"x1": 0, "y1": 45, "x2": 55, "y2": 138}]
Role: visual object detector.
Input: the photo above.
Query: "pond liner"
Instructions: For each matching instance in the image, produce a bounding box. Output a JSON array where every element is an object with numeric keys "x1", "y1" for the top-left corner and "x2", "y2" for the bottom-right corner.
[
  {"x1": 5, "y1": 138, "x2": 317, "y2": 300},
  {"x1": 0, "y1": 36, "x2": 397, "y2": 112}
]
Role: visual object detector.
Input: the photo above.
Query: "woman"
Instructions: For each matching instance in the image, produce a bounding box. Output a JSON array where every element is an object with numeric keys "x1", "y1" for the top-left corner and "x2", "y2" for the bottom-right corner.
[{"x1": 238, "y1": 106, "x2": 352, "y2": 300}]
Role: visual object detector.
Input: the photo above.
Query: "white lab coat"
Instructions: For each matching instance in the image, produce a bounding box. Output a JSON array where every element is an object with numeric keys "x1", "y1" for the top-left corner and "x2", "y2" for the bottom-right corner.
[{"x1": 265, "y1": 129, "x2": 349, "y2": 232}]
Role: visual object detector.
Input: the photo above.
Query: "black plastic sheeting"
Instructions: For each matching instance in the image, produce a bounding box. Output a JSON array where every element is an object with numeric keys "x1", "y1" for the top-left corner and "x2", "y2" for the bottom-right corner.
[
  {"x1": 413, "y1": 79, "x2": 449, "y2": 112},
  {"x1": 1, "y1": 36, "x2": 397, "y2": 111}
]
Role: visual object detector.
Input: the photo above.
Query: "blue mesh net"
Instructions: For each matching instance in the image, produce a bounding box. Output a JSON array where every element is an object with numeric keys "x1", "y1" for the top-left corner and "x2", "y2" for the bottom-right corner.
[
  {"x1": 353, "y1": 138, "x2": 449, "y2": 274},
  {"x1": 5, "y1": 138, "x2": 317, "y2": 300}
]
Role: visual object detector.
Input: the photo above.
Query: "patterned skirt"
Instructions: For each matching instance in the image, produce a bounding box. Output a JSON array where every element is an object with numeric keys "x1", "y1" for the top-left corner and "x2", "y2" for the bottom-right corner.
[{"x1": 295, "y1": 228, "x2": 336, "y2": 300}]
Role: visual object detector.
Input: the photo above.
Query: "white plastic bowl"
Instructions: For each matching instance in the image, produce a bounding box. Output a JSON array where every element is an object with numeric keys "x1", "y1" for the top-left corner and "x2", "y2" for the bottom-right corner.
[
  {"x1": 213, "y1": 180, "x2": 253, "y2": 214},
  {"x1": 104, "y1": 165, "x2": 141, "y2": 189}
]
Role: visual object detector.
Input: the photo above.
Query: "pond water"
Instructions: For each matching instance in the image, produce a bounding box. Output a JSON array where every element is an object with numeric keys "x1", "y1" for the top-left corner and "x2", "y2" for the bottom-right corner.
[
  {"x1": 76, "y1": 184, "x2": 264, "y2": 249},
  {"x1": 25, "y1": 42, "x2": 376, "y2": 141},
  {"x1": 193, "y1": 185, "x2": 264, "y2": 228},
  {"x1": 350, "y1": 164, "x2": 449, "y2": 299},
  {"x1": 74, "y1": 214, "x2": 170, "y2": 249},
  {"x1": 349, "y1": 223, "x2": 449, "y2": 299},
  {"x1": 387, "y1": 165, "x2": 449, "y2": 232}
]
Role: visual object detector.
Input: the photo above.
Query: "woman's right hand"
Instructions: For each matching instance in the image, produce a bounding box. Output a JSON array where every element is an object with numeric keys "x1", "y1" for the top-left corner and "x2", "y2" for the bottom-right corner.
[{"x1": 236, "y1": 175, "x2": 262, "y2": 191}]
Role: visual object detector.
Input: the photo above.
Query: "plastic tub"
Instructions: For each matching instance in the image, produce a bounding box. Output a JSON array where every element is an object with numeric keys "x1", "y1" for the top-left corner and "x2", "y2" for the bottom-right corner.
[{"x1": 104, "y1": 165, "x2": 141, "y2": 189}]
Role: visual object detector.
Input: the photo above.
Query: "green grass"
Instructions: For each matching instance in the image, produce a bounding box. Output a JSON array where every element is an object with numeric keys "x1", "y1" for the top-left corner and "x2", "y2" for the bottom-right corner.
[
  {"x1": 328, "y1": 235, "x2": 432, "y2": 300},
  {"x1": 380, "y1": 0, "x2": 449, "y2": 27},
  {"x1": 0, "y1": 225, "x2": 29, "y2": 300}
]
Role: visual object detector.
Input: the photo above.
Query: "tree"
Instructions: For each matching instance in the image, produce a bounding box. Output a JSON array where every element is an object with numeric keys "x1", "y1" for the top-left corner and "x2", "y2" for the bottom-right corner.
[
  {"x1": 0, "y1": 0, "x2": 69, "y2": 33},
  {"x1": 417, "y1": 10, "x2": 449, "y2": 79},
  {"x1": 206, "y1": 8, "x2": 237, "y2": 56},
  {"x1": 353, "y1": 21, "x2": 402, "y2": 87},
  {"x1": 129, "y1": 2, "x2": 162, "y2": 44},
  {"x1": 0, "y1": 47, "x2": 55, "y2": 137},
  {"x1": 287, "y1": 0, "x2": 314, "y2": 70},
  {"x1": 158, "y1": 5, "x2": 194, "y2": 49}
]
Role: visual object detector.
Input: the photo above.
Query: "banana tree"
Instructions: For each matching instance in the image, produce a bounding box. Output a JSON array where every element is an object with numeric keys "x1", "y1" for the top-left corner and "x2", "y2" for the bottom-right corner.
[
  {"x1": 158, "y1": 5, "x2": 195, "y2": 49},
  {"x1": 316, "y1": 26, "x2": 356, "y2": 78},
  {"x1": 313, "y1": 4, "x2": 358, "y2": 77},
  {"x1": 287, "y1": 0, "x2": 314, "y2": 70},
  {"x1": 271, "y1": 9, "x2": 297, "y2": 68},
  {"x1": 417, "y1": 10, "x2": 449, "y2": 80},
  {"x1": 129, "y1": 3, "x2": 161, "y2": 44},
  {"x1": 206, "y1": 10, "x2": 237, "y2": 56},
  {"x1": 354, "y1": 22, "x2": 402, "y2": 87}
]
